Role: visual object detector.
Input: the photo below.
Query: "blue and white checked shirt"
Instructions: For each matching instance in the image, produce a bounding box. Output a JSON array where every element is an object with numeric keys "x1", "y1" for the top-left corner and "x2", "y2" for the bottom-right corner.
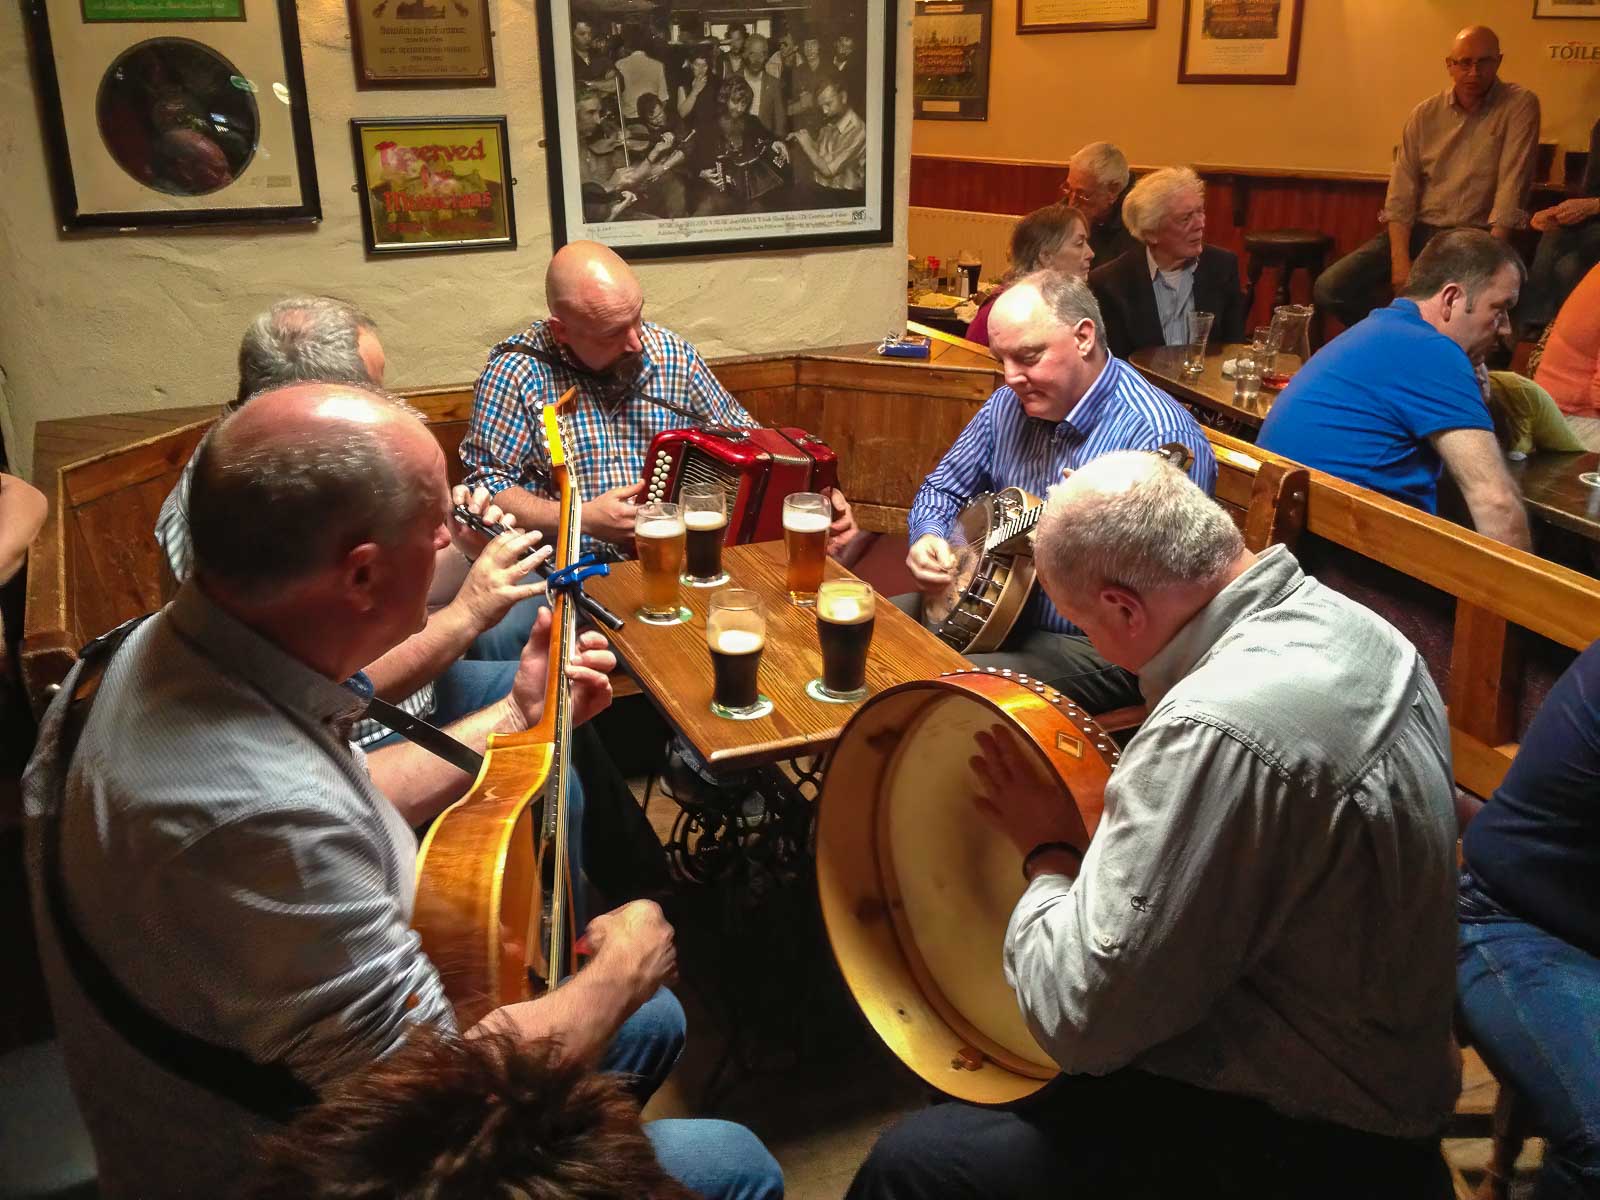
[
  {"x1": 908, "y1": 354, "x2": 1218, "y2": 635},
  {"x1": 461, "y1": 320, "x2": 755, "y2": 555}
]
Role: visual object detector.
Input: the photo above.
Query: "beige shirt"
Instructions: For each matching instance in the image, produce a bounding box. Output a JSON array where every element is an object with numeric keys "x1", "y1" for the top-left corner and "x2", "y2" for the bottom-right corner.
[
  {"x1": 1382, "y1": 80, "x2": 1541, "y2": 231},
  {"x1": 812, "y1": 108, "x2": 867, "y2": 191}
]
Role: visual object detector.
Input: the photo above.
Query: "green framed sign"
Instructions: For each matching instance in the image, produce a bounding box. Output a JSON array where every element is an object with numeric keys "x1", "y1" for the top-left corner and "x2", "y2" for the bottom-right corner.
[{"x1": 82, "y1": 0, "x2": 243, "y2": 22}]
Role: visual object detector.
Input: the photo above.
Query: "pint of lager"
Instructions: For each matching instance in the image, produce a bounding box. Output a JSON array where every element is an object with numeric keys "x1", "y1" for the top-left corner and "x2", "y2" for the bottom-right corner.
[
  {"x1": 635, "y1": 502, "x2": 687, "y2": 624},
  {"x1": 783, "y1": 491, "x2": 830, "y2": 606},
  {"x1": 707, "y1": 588, "x2": 771, "y2": 719},
  {"x1": 682, "y1": 483, "x2": 729, "y2": 586},
  {"x1": 812, "y1": 580, "x2": 875, "y2": 702}
]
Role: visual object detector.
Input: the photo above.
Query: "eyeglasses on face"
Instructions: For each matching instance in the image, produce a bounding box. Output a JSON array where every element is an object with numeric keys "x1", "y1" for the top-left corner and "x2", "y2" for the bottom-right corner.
[{"x1": 1446, "y1": 55, "x2": 1499, "y2": 71}]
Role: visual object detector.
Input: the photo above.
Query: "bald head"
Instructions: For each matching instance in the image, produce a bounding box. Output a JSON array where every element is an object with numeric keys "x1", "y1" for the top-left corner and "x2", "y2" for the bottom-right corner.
[
  {"x1": 192, "y1": 383, "x2": 438, "y2": 600},
  {"x1": 1446, "y1": 25, "x2": 1502, "y2": 104},
  {"x1": 545, "y1": 241, "x2": 647, "y2": 372}
]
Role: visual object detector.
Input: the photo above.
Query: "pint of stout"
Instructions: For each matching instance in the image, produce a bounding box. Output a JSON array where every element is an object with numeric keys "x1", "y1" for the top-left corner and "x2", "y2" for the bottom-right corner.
[
  {"x1": 707, "y1": 588, "x2": 770, "y2": 718},
  {"x1": 783, "y1": 491, "x2": 831, "y2": 606},
  {"x1": 682, "y1": 484, "x2": 729, "y2": 586},
  {"x1": 815, "y1": 580, "x2": 876, "y2": 701},
  {"x1": 635, "y1": 502, "x2": 686, "y2": 622}
]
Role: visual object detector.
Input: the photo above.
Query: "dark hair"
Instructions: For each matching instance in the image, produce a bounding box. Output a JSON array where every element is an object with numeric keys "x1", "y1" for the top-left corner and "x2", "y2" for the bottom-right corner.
[
  {"x1": 189, "y1": 388, "x2": 424, "y2": 599},
  {"x1": 725, "y1": 21, "x2": 746, "y2": 36},
  {"x1": 718, "y1": 77, "x2": 753, "y2": 108},
  {"x1": 1402, "y1": 228, "x2": 1525, "y2": 305},
  {"x1": 1007, "y1": 203, "x2": 1088, "y2": 280},
  {"x1": 636, "y1": 92, "x2": 663, "y2": 119},
  {"x1": 245, "y1": 1031, "x2": 696, "y2": 1200}
]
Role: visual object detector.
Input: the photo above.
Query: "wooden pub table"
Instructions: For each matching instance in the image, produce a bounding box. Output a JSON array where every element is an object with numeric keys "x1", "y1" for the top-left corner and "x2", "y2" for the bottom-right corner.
[
  {"x1": 583, "y1": 539, "x2": 970, "y2": 775},
  {"x1": 1130, "y1": 343, "x2": 1283, "y2": 438}
]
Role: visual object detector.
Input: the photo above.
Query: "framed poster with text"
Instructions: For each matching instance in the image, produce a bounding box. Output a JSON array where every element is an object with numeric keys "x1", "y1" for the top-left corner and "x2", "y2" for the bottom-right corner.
[
  {"x1": 1017, "y1": 0, "x2": 1155, "y2": 35},
  {"x1": 915, "y1": 0, "x2": 991, "y2": 121},
  {"x1": 22, "y1": 0, "x2": 319, "y2": 230},
  {"x1": 1535, "y1": 0, "x2": 1600, "y2": 17},
  {"x1": 351, "y1": 117, "x2": 516, "y2": 254},
  {"x1": 1179, "y1": 0, "x2": 1303, "y2": 84},
  {"x1": 347, "y1": 0, "x2": 496, "y2": 88},
  {"x1": 537, "y1": 0, "x2": 896, "y2": 259}
]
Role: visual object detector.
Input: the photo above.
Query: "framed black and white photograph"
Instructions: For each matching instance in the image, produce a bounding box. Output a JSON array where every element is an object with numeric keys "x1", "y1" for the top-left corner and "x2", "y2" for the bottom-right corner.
[
  {"x1": 22, "y1": 0, "x2": 319, "y2": 231},
  {"x1": 914, "y1": 0, "x2": 991, "y2": 121},
  {"x1": 536, "y1": 0, "x2": 895, "y2": 260},
  {"x1": 1535, "y1": 0, "x2": 1600, "y2": 17}
]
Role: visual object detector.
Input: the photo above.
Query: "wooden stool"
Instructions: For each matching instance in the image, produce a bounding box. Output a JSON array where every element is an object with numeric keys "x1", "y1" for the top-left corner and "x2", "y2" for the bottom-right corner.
[{"x1": 1243, "y1": 228, "x2": 1334, "y2": 339}]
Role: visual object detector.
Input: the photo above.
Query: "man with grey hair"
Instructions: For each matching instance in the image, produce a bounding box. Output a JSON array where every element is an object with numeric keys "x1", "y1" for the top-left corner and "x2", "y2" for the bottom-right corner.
[
  {"x1": 852, "y1": 451, "x2": 1460, "y2": 1199},
  {"x1": 25, "y1": 381, "x2": 782, "y2": 1200},
  {"x1": 1061, "y1": 140, "x2": 1137, "y2": 265},
  {"x1": 903, "y1": 268, "x2": 1215, "y2": 712}
]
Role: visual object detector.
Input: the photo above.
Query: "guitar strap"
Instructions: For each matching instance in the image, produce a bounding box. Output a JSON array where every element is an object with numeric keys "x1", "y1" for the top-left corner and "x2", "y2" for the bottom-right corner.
[{"x1": 39, "y1": 617, "x2": 487, "y2": 1123}]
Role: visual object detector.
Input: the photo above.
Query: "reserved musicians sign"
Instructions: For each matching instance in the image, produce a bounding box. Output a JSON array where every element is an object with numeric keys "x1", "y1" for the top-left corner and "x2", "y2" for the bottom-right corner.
[{"x1": 350, "y1": 117, "x2": 516, "y2": 254}]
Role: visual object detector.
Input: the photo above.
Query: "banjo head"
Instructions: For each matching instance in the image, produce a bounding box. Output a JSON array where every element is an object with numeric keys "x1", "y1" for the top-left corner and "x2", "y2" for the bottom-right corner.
[
  {"x1": 816, "y1": 672, "x2": 1117, "y2": 1105},
  {"x1": 926, "y1": 489, "x2": 1039, "y2": 650},
  {"x1": 924, "y1": 493, "x2": 998, "y2": 628}
]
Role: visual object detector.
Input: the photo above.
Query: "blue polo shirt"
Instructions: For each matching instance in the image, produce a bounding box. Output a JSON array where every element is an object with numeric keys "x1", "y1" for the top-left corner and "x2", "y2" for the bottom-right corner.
[{"x1": 1257, "y1": 300, "x2": 1492, "y2": 512}]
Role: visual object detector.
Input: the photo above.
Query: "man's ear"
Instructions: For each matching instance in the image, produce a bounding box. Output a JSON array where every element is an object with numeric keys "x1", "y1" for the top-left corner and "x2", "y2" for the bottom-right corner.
[
  {"x1": 1437, "y1": 282, "x2": 1467, "y2": 321},
  {"x1": 547, "y1": 314, "x2": 568, "y2": 346},
  {"x1": 1100, "y1": 583, "x2": 1143, "y2": 632},
  {"x1": 341, "y1": 542, "x2": 383, "y2": 614},
  {"x1": 1075, "y1": 318, "x2": 1099, "y2": 361}
]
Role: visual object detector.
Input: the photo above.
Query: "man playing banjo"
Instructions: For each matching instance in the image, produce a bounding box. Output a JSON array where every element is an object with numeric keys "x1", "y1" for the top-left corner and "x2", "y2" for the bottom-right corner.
[
  {"x1": 853, "y1": 452, "x2": 1460, "y2": 1198},
  {"x1": 901, "y1": 270, "x2": 1215, "y2": 712}
]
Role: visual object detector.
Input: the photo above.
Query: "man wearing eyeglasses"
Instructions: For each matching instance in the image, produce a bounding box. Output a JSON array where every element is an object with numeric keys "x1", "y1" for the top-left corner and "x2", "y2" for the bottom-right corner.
[
  {"x1": 1061, "y1": 141, "x2": 1138, "y2": 267},
  {"x1": 1314, "y1": 25, "x2": 1539, "y2": 331}
]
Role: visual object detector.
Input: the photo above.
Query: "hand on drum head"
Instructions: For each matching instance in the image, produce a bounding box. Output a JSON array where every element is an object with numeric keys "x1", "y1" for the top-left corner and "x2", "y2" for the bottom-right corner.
[
  {"x1": 971, "y1": 724, "x2": 1089, "y2": 866},
  {"x1": 907, "y1": 533, "x2": 959, "y2": 593}
]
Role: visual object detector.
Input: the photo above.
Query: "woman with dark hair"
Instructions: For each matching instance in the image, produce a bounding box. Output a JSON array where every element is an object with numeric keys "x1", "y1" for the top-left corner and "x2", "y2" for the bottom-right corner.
[
  {"x1": 964, "y1": 204, "x2": 1094, "y2": 347},
  {"x1": 675, "y1": 42, "x2": 720, "y2": 145}
]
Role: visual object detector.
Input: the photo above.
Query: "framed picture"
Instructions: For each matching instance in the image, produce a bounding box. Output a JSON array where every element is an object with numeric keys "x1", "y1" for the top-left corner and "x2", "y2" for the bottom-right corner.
[
  {"x1": 1017, "y1": 0, "x2": 1155, "y2": 35},
  {"x1": 914, "y1": 0, "x2": 991, "y2": 121},
  {"x1": 346, "y1": 0, "x2": 496, "y2": 88},
  {"x1": 1535, "y1": 0, "x2": 1600, "y2": 15},
  {"x1": 350, "y1": 117, "x2": 516, "y2": 254},
  {"x1": 535, "y1": 0, "x2": 895, "y2": 260},
  {"x1": 1179, "y1": 0, "x2": 1304, "y2": 84},
  {"x1": 22, "y1": 0, "x2": 319, "y2": 231}
]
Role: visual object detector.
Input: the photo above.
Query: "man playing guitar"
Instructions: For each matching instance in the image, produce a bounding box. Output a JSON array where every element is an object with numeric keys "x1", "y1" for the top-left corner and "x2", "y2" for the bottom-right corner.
[{"x1": 901, "y1": 269, "x2": 1216, "y2": 713}]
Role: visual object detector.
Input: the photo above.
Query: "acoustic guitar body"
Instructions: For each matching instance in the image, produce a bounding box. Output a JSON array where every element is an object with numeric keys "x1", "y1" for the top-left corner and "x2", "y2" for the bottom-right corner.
[{"x1": 413, "y1": 737, "x2": 557, "y2": 1029}]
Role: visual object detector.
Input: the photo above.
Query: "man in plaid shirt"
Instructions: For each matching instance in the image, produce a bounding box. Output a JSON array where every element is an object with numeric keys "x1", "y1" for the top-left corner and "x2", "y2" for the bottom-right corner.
[{"x1": 462, "y1": 241, "x2": 857, "y2": 558}]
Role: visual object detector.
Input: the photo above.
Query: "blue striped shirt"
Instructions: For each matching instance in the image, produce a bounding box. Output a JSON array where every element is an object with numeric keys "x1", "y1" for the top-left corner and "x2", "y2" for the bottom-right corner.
[{"x1": 908, "y1": 354, "x2": 1218, "y2": 635}]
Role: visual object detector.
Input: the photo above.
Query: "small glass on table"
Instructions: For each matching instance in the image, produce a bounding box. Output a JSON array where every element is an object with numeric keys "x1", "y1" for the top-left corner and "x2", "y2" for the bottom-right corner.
[
  {"x1": 807, "y1": 580, "x2": 876, "y2": 704},
  {"x1": 706, "y1": 588, "x2": 773, "y2": 720},
  {"x1": 1182, "y1": 310, "x2": 1215, "y2": 376},
  {"x1": 681, "y1": 483, "x2": 730, "y2": 588},
  {"x1": 783, "y1": 491, "x2": 830, "y2": 607},
  {"x1": 634, "y1": 501, "x2": 691, "y2": 626}
]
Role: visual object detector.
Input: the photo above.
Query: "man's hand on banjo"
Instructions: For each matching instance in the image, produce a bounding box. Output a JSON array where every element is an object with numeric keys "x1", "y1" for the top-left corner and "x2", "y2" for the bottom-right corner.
[
  {"x1": 971, "y1": 724, "x2": 1088, "y2": 879},
  {"x1": 907, "y1": 533, "x2": 959, "y2": 593}
]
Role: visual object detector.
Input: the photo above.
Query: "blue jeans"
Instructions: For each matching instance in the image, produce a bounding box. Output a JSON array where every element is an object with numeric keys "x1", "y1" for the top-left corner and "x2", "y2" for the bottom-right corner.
[
  {"x1": 1458, "y1": 871, "x2": 1600, "y2": 1200},
  {"x1": 600, "y1": 989, "x2": 784, "y2": 1199},
  {"x1": 1522, "y1": 219, "x2": 1600, "y2": 331}
]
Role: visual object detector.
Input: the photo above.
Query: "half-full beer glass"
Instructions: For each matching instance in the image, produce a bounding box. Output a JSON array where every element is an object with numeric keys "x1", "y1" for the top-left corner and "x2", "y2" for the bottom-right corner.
[
  {"x1": 707, "y1": 588, "x2": 772, "y2": 719},
  {"x1": 682, "y1": 483, "x2": 730, "y2": 587},
  {"x1": 634, "y1": 502, "x2": 689, "y2": 625},
  {"x1": 783, "y1": 491, "x2": 830, "y2": 606},
  {"x1": 808, "y1": 579, "x2": 875, "y2": 703}
]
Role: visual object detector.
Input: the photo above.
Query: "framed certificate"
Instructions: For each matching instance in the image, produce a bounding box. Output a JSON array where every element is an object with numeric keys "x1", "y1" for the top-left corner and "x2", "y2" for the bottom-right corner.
[
  {"x1": 1179, "y1": 0, "x2": 1304, "y2": 85},
  {"x1": 1534, "y1": 0, "x2": 1600, "y2": 17},
  {"x1": 1016, "y1": 0, "x2": 1155, "y2": 35},
  {"x1": 346, "y1": 0, "x2": 496, "y2": 88},
  {"x1": 22, "y1": 0, "x2": 320, "y2": 230}
]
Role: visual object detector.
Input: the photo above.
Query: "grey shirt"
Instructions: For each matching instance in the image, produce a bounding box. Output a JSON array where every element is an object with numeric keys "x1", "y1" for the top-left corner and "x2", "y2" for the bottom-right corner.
[
  {"x1": 23, "y1": 584, "x2": 453, "y2": 1198},
  {"x1": 1382, "y1": 79, "x2": 1542, "y2": 232},
  {"x1": 1003, "y1": 545, "x2": 1461, "y2": 1138}
]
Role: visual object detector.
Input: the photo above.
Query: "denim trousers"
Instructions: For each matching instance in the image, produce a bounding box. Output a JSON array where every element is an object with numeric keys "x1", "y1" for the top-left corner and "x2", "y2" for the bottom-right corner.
[
  {"x1": 1312, "y1": 225, "x2": 1445, "y2": 330},
  {"x1": 601, "y1": 989, "x2": 784, "y2": 1199},
  {"x1": 1522, "y1": 219, "x2": 1600, "y2": 331},
  {"x1": 1458, "y1": 871, "x2": 1600, "y2": 1200}
]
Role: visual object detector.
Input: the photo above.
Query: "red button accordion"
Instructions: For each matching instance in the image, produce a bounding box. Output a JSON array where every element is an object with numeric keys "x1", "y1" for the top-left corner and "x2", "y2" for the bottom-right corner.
[{"x1": 641, "y1": 427, "x2": 839, "y2": 544}]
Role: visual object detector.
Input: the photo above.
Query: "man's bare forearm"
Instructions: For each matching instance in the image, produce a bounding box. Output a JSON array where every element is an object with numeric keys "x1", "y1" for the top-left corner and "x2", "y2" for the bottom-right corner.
[
  {"x1": 1386, "y1": 221, "x2": 1412, "y2": 263},
  {"x1": 1468, "y1": 494, "x2": 1532, "y2": 551},
  {"x1": 469, "y1": 954, "x2": 639, "y2": 1065},
  {"x1": 366, "y1": 698, "x2": 517, "y2": 826},
  {"x1": 492, "y1": 486, "x2": 562, "y2": 540},
  {"x1": 363, "y1": 601, "x2": 481, "y2": 701}
]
